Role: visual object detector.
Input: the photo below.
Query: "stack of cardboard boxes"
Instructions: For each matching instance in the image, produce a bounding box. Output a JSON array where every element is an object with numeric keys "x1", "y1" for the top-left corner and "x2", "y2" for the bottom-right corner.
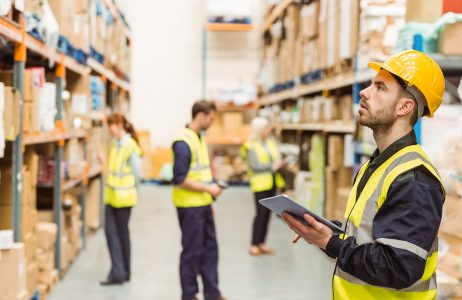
[
  {"x1": 299, "y1": 94, "x2": 354, "y2": 125},
  {"x1": 65, "y1": 139, "x2": 87, "y2": 180},
  {"x1": 325, "y1": 135, "x2": 353, "y2": 220},
  {"x1": 26, "y1": 0, "x2": 130, "y2": 77},
  {"x1": 357, "y1": 0, "x2": 406, "y2": 68},
  {"x1": 62, "y1": 193, "x2": 83, "y2": 271},
  {"x1": 86, "y1": 177, "x2": 102, "y2": 231},
  {"x1": 297, "y1": 1, "x2": 320, "y2": 76},
  {"x1": 23, "y1": 150, "x2": 40, "y2": 299},
  {"x1": 207, "y1": 112, "x2": 251, "y2": 143},
  {"x1": 262, "y1": 0, "x2": 360, "y2": 92},
  {"x1": 0, "y1": 78, "x2": 21, "y2": 143},
  {"x1": 0, "y1": 243, "x2": 28, "y2": 300},
  {"x1": 36, "y1": 222, "x2": 58, "y2": 300}
]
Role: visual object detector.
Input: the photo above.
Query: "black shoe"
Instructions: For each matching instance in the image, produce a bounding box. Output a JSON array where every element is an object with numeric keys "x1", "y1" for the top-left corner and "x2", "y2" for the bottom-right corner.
[{"x1": 100, "y1": 279, "x2": 124, "y2": 286}]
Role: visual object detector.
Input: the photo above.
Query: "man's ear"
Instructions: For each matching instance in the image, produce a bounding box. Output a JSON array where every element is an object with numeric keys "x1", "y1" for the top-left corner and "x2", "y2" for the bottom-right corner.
[{"x1": 396, "y1": 97, "x2": 415, "y2": 117}]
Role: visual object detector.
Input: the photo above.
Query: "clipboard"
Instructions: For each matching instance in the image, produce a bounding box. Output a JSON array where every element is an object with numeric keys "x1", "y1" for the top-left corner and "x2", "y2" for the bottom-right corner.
[{"x1": 259, "y1": 194, "x2": 344, "y2": 234}]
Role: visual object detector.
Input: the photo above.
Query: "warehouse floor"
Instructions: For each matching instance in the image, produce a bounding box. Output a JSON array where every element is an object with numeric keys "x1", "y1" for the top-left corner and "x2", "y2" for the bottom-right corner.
[{"x1": 49, "y1": 185, "x2": 334, "y2": 300}]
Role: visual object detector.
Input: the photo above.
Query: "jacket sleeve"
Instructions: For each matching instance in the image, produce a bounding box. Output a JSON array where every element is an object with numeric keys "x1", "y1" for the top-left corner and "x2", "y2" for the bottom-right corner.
[
  {"x1": 128, "y1": 152, "x2": 142, "y2": 189},
  {"x1": 244, "y1": 147, "x2": 273, "y2": 173},
  {"x1": 172, "y1": 141, "x2": 191, "y2": 185},
  {"x1": 326, "y1": 166, "x2": 444, "y2": 289}
]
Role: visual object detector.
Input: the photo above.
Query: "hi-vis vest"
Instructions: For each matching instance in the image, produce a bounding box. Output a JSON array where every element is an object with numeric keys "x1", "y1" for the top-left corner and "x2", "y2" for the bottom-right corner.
[
  {"x1": 334, "y1": 144, "x2": 444, "y2": 300},
  {"x1": 242, "y1": 138, "x2": 285, "y2": 193},
  {"x1": 105, "y1": 137, "x2": 142, "y2": 208},
  {"x1": 172, "y1": 128, "x2": 213, "y2": 208}
]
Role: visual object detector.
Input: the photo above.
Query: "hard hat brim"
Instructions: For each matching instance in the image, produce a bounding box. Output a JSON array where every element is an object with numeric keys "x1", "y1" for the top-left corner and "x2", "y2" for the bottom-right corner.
[{"x1": 368, "y1": 62, "x2": 383, "y2": 73}]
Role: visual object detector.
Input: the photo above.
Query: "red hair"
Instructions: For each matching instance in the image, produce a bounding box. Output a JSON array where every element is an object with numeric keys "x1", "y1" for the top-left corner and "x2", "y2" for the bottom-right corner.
[{"x1": 107, "y1": 113, "x2": 139, "y2": 146}]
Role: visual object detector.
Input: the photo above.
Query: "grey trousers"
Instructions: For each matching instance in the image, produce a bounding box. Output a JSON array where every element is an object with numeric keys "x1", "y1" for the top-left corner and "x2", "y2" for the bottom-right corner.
[{"x1": 104, "y1": 205, "x2": 132, "y2": 281}]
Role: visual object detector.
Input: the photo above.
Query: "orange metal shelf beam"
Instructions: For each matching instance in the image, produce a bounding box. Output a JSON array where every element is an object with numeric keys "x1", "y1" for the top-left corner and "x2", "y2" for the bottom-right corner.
[
  {"x1": 0, "y1": 16, "x2": 22, "y2": 43},
  {"x1": 206, "y1": 23, "x2": 255, "y2": 32},
  {"x1": 24, "y1": 129, "x2": 87, "y2": 145}
]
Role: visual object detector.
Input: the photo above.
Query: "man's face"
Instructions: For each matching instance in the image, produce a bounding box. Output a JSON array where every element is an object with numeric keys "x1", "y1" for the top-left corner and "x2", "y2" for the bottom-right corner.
[
  {"x1": 358, "y1": 70, "x2": 402, "y2": 130},
  {"x1": 199, "y1": 111, "x2": 216, "y2": 131}
]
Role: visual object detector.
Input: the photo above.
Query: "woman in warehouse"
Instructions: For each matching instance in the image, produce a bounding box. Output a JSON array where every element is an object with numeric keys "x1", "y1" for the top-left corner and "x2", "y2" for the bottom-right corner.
[
  {"x1": 100, "y1": 113, "x2": 142, "y2": 285},
  {"x1": 241, "y1": 117, "x2": 286, "y2": 256}
]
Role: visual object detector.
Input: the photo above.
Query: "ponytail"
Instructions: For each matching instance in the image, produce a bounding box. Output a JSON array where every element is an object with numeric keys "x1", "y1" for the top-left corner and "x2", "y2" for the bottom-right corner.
[{"x1": 123, "y1": 118, "x2": 139, "y2": 146}]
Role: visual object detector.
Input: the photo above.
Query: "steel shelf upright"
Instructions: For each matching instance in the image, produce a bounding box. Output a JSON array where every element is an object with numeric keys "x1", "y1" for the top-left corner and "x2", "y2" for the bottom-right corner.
[{"x1": 12, "y1": 18, "x2": 26, "y2": 242}]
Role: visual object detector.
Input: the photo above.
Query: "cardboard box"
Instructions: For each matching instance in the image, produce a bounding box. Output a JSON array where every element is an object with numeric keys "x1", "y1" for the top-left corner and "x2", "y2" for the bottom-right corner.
[
  {"x1": 339, "y1": 94, "x2": 353, "y2": 121},
  {"x1": 328, "y1": 135, "x2": 344, "y2": 169},
  {"x1": 36, "y1": 249, "x2": 54, "y2": 272},
  {"x1": 25, "y1": 151, "x2": 39, "y2": 187},
  {"x1": 74, "y1": 0, "x2": 89, "y2": 14},
  {"x1": 48, "y1": 0, "x2": 72, "y2": 37},
  {"x1": 335, "y1": 187, "x2": 351, "y2": 220},
  {"x1": 0, "y1": 243, "x2": 27, "y2": 300},
  {"x1": 325, "y1": 167, "x2": 338, "y2": 220},
  {"x1": 300, "y1": 1, "x2": 319, "y2": 39},
  {"x1": 3, "y1": 86, "x2": 20, "y2": 141},
  {"x1": 86, "y1": 178, "x2": 101, "y2": 230},
  {"x1": 439, "y1": 22, "x2": 462, "y2": 55},
  {"x1": 222, "y1": 112, "x2": 243, "y2": 136},
  {"x1": 37, "y1": 210, "x2": 53, "y2": 223},
  {"x1": 0, "y1": 167, "x2": 13, "y2": 206},
  {"x1": 0, "y1": 206, "x2": 13, "y2": 230},
  {"x1": 23, "y1": 233, "x2": 37, "y2": 263},
  {"x1": 70, "y1": 14, "x2": 90, "y2": 51},
  {"x1": 406, "y1": 0, "x2": 443, "y2": 22},
  {"x1": 26, "y1": 262, "x2": 38, "y2": 298},
  {"x1": 339, "y1": 0, "x2": 359, "y2": 60},
  {"x1": 36, "y1": 223, "x2": 57, "y2": 251}
]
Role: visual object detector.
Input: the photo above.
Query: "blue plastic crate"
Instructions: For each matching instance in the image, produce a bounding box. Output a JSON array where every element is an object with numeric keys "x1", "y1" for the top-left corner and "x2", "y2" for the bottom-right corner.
[{"x1": 90, "y1": 47, "x2": 105, "y2": 65}]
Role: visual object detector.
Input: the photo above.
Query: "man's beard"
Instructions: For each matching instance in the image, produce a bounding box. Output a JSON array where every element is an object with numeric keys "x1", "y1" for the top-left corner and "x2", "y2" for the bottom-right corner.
[{"x1": 359, "y1": 103, "x2": 397, "y2": 132}]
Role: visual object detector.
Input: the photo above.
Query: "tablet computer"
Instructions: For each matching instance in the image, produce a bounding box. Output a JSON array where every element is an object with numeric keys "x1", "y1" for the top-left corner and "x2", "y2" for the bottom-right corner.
[{"x1": 259, "y1": 194, "x2": 343, "y2": 234}]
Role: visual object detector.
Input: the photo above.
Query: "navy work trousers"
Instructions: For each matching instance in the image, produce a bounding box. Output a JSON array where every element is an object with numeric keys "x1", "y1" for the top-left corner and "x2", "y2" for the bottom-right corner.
[{"x1": 177, "y1": 205, "x2": 220, "y2": 300}]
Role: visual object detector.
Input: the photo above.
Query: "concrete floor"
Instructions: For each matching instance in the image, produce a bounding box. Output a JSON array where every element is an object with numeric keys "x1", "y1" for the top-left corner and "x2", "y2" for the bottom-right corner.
[{"x1": 49, "y1": 185, "x2": 335, "y2": 300}]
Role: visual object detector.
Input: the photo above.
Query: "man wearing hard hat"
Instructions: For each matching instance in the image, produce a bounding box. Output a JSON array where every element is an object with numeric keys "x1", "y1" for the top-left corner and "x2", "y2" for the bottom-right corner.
[{"x1": 283, "y1": 50, "x2": 445, "y2": 299}]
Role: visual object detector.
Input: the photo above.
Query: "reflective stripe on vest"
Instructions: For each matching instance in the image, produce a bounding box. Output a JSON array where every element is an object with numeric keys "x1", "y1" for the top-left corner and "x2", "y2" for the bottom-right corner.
[
  {"x1": 242, "y1": 138, "x2": 285, "y2": 193},
  {"x1": 172, "y1": 128, "x2": 213, "y2": 207},
  {"x1": 334, "y1": 144, "x2": 444, "y2": 300},
  {"x1": 105, "y1": 137, "x2": 141, "y2": 208}
]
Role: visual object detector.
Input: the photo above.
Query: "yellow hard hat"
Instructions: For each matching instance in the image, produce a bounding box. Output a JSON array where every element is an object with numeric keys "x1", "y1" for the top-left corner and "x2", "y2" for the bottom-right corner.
[{"x1": 368, "y1": 49, "x2": 445, "y2": 118}]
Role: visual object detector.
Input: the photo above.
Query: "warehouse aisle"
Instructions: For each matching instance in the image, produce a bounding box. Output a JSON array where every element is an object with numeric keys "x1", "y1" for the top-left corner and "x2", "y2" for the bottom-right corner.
[{"x1": 49, "y1": 185, "x2": 334, "y2": 300}]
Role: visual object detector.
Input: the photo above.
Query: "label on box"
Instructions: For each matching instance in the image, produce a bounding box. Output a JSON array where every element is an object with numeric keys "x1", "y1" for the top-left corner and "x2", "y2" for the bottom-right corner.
[{"x1": 0, "y1": 230, "x2": 14, "y2": 249}]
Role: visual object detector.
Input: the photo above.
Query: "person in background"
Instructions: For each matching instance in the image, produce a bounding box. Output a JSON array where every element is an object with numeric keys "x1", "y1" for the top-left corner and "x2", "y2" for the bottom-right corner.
[
  {"x1": 241, "y1": 117, "x2": 286, "y2": 256},
  {"x1": 100, "y1": 113, "x2": 142, "y2": 286},
  {"x1": 172, "y1": 100, "x2": 226, "y2": 300},
  {"x1": 283, "y1": 50, "x2": 446, "y2": 299}
]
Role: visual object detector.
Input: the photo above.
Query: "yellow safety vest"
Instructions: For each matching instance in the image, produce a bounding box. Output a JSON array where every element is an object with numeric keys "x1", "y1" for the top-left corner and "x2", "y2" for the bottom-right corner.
[
  {"x1": 105, "y1": 137, "x2": 142, "y2": 208},
  {"x1": 241, "y1": 138, "x2": 285, "y2": 193},
  {"x1": 334, "y1": 144, "x2": 444, "y2": 300},
  {"x1": 172, "y1": 128, "x2": 213, "y2": 208}
]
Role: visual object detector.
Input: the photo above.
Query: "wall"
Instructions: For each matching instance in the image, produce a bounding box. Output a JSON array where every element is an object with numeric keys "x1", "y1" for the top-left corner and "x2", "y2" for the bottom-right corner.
[{"x1": 130, "y1": 0, "x2": 266, "y2": 147}]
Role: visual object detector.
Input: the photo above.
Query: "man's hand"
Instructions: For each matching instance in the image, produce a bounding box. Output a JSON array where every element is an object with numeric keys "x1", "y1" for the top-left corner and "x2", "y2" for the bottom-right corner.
[
  {"x1": 282, "y1": 212, "x2": 333, "y2": 250},
  {"x1": 206, "y1": 184, "x2": 223, "y2": 198}
]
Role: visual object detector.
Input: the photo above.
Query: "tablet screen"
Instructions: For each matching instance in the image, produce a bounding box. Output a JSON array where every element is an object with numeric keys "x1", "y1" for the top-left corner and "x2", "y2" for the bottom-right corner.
[{"x1": 259, "y1": 194, "x2": 343, "y2": 234}]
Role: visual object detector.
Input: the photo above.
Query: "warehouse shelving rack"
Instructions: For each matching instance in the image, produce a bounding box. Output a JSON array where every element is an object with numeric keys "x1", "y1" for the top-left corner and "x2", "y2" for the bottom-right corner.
[
  {"x1": 0, "y1": 1, "x2": 131, "y2": 274},
  {"x1": 258, "y1": 1, "x2": 462, "y2": 216}
]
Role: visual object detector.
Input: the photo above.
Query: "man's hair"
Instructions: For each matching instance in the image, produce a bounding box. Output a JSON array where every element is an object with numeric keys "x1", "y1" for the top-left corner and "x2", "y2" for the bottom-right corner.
[
  {"x1": 391, "y1": 73, "x2": 419, "y2": 126},
  {"x1": 192, "y1": 100, "x2": 217, "y2": 119}
]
